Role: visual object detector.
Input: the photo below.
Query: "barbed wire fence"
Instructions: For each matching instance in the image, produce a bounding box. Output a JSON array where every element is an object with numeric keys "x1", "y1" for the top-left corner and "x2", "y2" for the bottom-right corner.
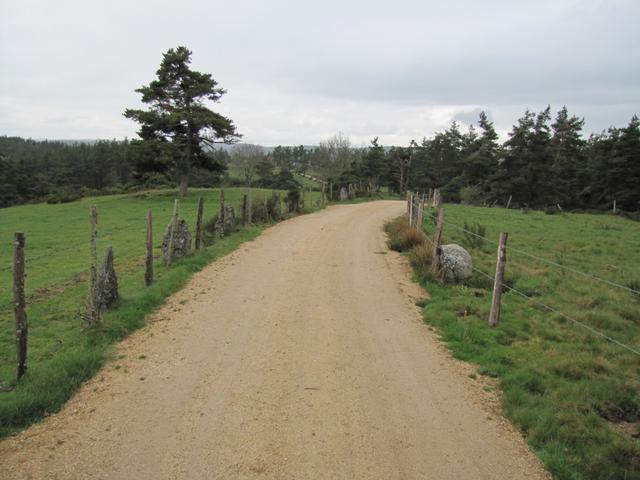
[{"x1": 403, "y1": 191, "x2": 640, "y2": 358}]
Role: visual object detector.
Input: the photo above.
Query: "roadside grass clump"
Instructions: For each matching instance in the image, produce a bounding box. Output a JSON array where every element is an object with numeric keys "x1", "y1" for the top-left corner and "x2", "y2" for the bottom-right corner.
[
  {"x1": 385, "y1": 217, "x2": 425, "y2": 252},
  {"x1": 402, "y1": 204, "x2": 640, "y2": 480},
  {"x1": 0, "y1": 187, "x2": 325, "y2": 437},
  {"x1": 409, "y1": 242, "x2": 434, "y2": 279}
]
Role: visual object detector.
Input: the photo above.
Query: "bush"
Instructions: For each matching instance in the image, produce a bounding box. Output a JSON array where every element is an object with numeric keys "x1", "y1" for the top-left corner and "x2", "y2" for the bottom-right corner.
[
  {"x1": 250, "y1": 201, "x2": 269, "y2": 223},
  {"x1": 385, "y1": 217, "x2": 426, "y2": 251},
  {"x1": 461, "y1": 221, "x2": 487, "y2": 249},
  {"x1": 286, "y1": 188, "x2": 302, "y2": 213},
  {"x1": 459, "y1": 185, "x2": 485, "y2": 205},
  {"x1": 266, "y1": 192, "x2": 282, "y2": 220},
  {"x1": 46, "y1": 188, "x2": 82, "y2": 204}
]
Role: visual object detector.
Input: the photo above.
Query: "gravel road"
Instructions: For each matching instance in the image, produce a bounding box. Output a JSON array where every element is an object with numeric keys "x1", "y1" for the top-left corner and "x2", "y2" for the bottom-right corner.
[{"x1": 0, "y1": 200, "x2": 549, "y2": 479}]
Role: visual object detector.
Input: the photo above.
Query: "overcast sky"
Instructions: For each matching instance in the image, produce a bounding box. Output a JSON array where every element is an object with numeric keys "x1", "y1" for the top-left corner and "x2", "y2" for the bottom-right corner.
[{"x1": 1, "y1": 0, "x2": 639, "y2": 146}]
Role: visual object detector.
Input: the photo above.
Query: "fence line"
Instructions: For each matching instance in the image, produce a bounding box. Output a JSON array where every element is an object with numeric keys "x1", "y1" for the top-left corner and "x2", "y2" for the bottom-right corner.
[
  {"x1": 407, "y1": 194, "x2": 640, "y2": 355},
  {"x1": 423, "y1": 210, "x2": 640, "y2": 296},
  {"x1": 469, "y1": 264, "x2": 640, "y2": 357}
]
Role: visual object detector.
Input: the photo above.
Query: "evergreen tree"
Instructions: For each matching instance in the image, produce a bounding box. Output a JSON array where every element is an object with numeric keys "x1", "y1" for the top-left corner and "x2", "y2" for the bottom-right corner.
[
  {"x1": 550, "y1": 106, "x2": 586, "y2": 207},
  {"x1": 362, "y1": 137, "x2": 385, "y2": 192},
  {"x1": 124, "y1": 46, "x2": 239, "y2": 196},
  {"x1": 492, "y1": 110, "x2": 536, "y2": 206},
  {"x1": 255, "y1": 157, "x2": 276, "y2": 185},
  {"x1": 610, "y1": 116, "x2": 640, "y2": 211}
]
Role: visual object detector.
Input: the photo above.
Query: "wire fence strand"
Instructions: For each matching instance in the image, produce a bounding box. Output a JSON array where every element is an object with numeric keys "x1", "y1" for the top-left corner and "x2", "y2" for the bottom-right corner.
[
  {"x1": 423, "y1": 210, "x2": 640, "y2": 296},
  {"x1": 469, "y1": 264, "x2": 640, "y2": 357}
]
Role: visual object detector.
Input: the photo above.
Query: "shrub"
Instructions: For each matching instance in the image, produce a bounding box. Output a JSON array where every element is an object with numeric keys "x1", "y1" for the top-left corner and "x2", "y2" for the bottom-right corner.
[
  {"x1": 461, "y1": 221, "x2": 486, "y2": 249},
  {"x1": 286, "y1": 188, "x2": 301, "y2": 213},
  {"x1": 251, "y1": 201, "x2": 269, "y2": 223},
  {"x1": 386, "y1": 217, "x2": 426, "y2": 251},
  {"x1": 459, "y1": 185, "x2": 485, "y2": 205},
  {"x1": 46, "y1": 188, "x2": 82, "y2": 204}
]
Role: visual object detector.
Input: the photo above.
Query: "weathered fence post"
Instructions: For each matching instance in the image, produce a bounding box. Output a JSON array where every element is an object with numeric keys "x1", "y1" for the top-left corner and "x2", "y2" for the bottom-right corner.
[
  {"x1": 194, "y1": 197, "x2": 204, "y2": 252},
  {"x1": 409, "y1": 192, "x2": 414, "y2": 226},
  {"x1": 506, "y1": 195, "x2": 512, "y2": 209},
  {"x1": 145, "y1": 210, "x2": 153, "y2": 287},
  {"x1": 248, "y1": 190, "x2": 252, "y2": 225},
  {"x1": 431, "y1": 207, "x2": 445, "y2": 277},
  {"x1": 277, "y1": 192, "x2": 282, "y2": 218},
  {"x1": 489, "y1": 232, "x2": 508, "y2": 327},
  {"x1": 329, "y1": 182, "x2": 333, "y2": 201},
  {"x1": 166, "y1": 199, "x2": 179, "y2": 266},
  {"x1": 242, "y1": 194, "x2": 248, "y2": 226},
  {"x1": 84, "y1": 205, "x2": 101, "y2": 326},
  {"x1": 613, "y1": 199, "x2": 617, "y2": 214},
  {"x1": 14, "y1": 232, "x2": 27, "y2": 380},
  {"x1": 321, "y1": 182, "x2": 326, "y2": 204}
]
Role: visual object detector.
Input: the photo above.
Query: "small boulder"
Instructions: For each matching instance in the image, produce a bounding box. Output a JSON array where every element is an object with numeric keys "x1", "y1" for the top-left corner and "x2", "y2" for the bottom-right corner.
[
  {"x1": 440, "y1": 244, "x2": 473, "y2": 283},
  {"x1": 96, "y1": 246, "x2": 118, "y2": 309},
  {"x1": 161, "y1": 219, "x2": 192, "y2": 262}
]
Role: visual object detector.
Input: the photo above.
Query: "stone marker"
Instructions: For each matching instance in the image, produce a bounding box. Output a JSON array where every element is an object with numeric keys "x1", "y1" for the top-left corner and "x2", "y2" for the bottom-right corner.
[
  {"x1": 161, "y1": 219, "x2": 192, "y2": 263},
  {"x1": 96, "y1": 246, "x2": 118, "y2": 309}
]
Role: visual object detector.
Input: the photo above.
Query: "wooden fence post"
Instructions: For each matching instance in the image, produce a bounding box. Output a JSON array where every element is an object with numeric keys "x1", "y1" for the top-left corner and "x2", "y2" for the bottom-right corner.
[
  {"x1": 489, "y1": 232, "x2": 508, "y2": 327},
  {"x1": 431, "y1": 207, "x2": 445, "y2": 277},
  {"x1": 85, "y1": 205, "x2": 100, "y2": 326},
  {"x1": 409, "y1": 193, "x2": 414, "y2": 226},
  {"x1": 329, "y1": 182, "x2": 333, "y2": 201},
  {"x1": 506, "y1": 195, "x2": 512, "y2": 209},
  {"x1": 194, "y1": 197, "x2": 204, "y2": 252},
  {"x1": 145, "y1": 210, "x2": 153, "y2": 287},
  {"x1": 321, "y1": 182, "x2": 326, "y2": 204},
  {"x1": 248, "y1": 190, "x2": 252, "y2": 225},
  {"x1": 242, "y1": 194, "x2": 248, "y2": 226},
  {"x1": 166, "y1": 199, "x2": 179, "y2": 266},
  {"x1": 14, "y1": 232, "x2": 27, "y2": 380}
]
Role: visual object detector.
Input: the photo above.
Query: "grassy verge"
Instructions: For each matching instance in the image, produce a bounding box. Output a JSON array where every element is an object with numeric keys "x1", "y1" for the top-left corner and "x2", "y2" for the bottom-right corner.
[
  {"x1": 385, "y1": 206, "x2": 640, "y2": 480},
  {"x1": 0, "y1": 187, "x2": 322, "y2": 437}
]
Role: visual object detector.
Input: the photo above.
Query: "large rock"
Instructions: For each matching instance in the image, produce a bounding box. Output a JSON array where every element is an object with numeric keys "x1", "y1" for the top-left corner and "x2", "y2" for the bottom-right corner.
[
  {"x1": 96, "y1": 246, "x2": 118, "y2": 309},
  {"x1": 161, "y1": 219, "x2": 192, "y2": 262},
  {"x1": 440, "y1": 244, "x2": 473, "y2": 283}
]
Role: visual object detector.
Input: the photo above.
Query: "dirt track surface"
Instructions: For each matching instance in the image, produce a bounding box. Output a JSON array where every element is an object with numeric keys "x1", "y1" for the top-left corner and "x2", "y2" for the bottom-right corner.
[{"x1": 0, "y1": 201, "x2": 549, "y2": 480}]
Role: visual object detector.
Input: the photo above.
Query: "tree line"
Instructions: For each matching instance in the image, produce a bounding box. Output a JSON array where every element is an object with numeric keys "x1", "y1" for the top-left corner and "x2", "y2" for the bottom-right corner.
[
  {"x1": 1, "y1": 107, "x2": 638, "y2": 212},
  {"x1": 319, "y1": 108, "x2": 640, "y2": 213}
]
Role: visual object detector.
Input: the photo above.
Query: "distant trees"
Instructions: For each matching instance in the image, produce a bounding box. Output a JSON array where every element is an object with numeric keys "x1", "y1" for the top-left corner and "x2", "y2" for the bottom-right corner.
[
  {"x1": 0, "y1": 138, "x2": 130, "y2": 207},
  {"x1": 124, "y1": 46, "x2": 239, "y2": 196},
  {"x1": 230, "y1": 143, "x2": 264, "y2": 185},
  {"x1": 2, "y1": 106, "x2": 639, "y2": 214}
]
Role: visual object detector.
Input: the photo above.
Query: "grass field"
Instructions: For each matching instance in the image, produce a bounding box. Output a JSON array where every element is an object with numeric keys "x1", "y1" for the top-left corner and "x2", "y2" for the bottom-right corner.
[
  {"x1": 389, "y1": 204, "x2": 640, "y2": 479},
  {"x1": 0, "y1": 187, "x2": 322, "y2": 436}
]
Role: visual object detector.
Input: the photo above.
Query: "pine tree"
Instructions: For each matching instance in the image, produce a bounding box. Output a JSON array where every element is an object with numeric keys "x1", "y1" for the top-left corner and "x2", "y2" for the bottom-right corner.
[
  {"x1": 610, "y1": 116, "x2": 640, "y2": 211},
  {"x1": 362, "y1": 137, "x2": 385, "y2": 192},
  {"x1": 459, "y1": 111, "x2": 500, "y2": 198},
  {"x1": 549, "y1": 107, "x2": 586, "y2": 207},
  {"x1": 124, "y1": 46, "x2": 239, "y2": 196}
]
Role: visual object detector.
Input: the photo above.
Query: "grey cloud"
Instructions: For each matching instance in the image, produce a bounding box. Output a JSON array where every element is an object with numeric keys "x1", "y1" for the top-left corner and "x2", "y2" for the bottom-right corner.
[{"x1": 0, "y1": 0, "x2": 638, "y2": 144}]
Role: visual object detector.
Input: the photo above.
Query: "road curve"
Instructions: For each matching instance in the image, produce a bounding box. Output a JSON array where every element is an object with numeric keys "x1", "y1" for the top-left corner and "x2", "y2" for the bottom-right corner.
[{"x1": 0, "y1": 200, "x2": 548, "y2": 479}]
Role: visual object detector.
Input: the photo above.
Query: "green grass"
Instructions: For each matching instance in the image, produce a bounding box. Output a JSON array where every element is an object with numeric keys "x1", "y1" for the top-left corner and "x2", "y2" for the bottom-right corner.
[
  {"x1": 0, "y1": 187, "x2": 323, "y2": 437},
  {"x1": 391, "y1": 204, "x2": 640, "y2": 480}
]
